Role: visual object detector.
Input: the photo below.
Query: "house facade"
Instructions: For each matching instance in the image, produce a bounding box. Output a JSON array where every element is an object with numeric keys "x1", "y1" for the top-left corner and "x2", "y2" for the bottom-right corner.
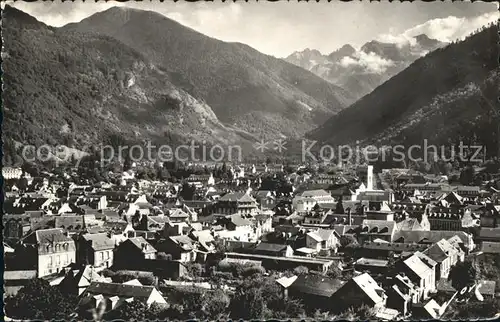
[
  {"x1": 77, "y1": 233, "x2": 115, "y2": 269},
  {"x1": 20, "y1": 228, "x2": 76, "y2": 277}
]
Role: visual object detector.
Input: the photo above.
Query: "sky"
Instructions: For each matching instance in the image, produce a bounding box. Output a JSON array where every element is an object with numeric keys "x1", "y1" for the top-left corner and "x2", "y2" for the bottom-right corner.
[{"x1": 6, "y1": 0, "x2": 499, "y2": 57}]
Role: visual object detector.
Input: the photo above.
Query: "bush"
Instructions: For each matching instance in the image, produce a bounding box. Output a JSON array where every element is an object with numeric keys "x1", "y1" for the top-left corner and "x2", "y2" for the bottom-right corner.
[
  {"x1": 212, "y1": 271, "x2": 234, "y2": 280},
  {"x1": 242, "y1": 265, "x2": 266, "y2": 278},
  {"x1": 293, "y1": 266, "x2": 309, "y2": 275},
  {"x1": 112, "y1": 270, "x2": 155, "y2": 284},
  {"x1": 185, "y1": 262, "x2": 204, "y2": 279},
  {"x1": 5, "y1": 278, "x2": 78, "y2": 320}
]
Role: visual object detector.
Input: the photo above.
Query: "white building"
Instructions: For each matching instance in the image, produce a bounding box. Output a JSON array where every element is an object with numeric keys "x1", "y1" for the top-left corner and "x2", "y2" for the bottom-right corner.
[{"x1": 292, "y1": 189, "x2": 336, "y2": 213}]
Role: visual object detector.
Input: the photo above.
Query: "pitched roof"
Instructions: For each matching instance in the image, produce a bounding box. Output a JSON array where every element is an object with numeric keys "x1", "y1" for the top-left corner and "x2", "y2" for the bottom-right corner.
[
  {"x1": 362, "y1": 241, "x2": 427, "y2": 252},
  {"x1": 219, "y1": 192, "x2": 255, "y2": 202},
  {"x1": 414, "y1": 251, "x2": 438, "y2": 268},
  {"x1": 169, "y1": 235, "x2": 196, "y2": 251},
  {"x1": 4, "y1": 270, "x2": 37, "y2": 280},
  {"x1": 254, "y1": 242, "x2": 289, "y2": 253},
  {"x1": 306, "y1": 231, "x2": 323, "y2": 242},
  {"x1": 479, "y1": 227, "x2": 500, "y2": 240},
  {"x1": 361, "y1": 219, "x2": 396, "y2": 235},
  {"x1": 229, "y1": 214, "x2": 252, "y2": 226},
  {"x1": 480, "y1": 241, "x2": 500, "y2": 253},
  {"x1": 168, "y1": 208, "x2": 189, "y2": 218},
  {"x1": 396, "y1": 218, "x2": 424, "y2": 231},
  {"x1": 289, "y1": 274, "x2": 345, "y2": 297},
  {"x1": 55, "y1": 215, "x2": 85, "y2": 231},
  {"x1": 394, "y1": 231, "x2": 472, "y2": 247},
  {"x1": 125, "y1": 237, "x2": 156, "y2": 254},
  {"x1": 352, "y1": 273, "x2": 385, "y2": 304},
  {"x1": 82, "y1": 233, "x2": 115, "y2": 251},
  {"x1": 355, "y1": 257, "x2": 389, "y2": 267},
  {"x1": 276, "y1": 275, "x2": 298, "y2": 288},
  {"x1": 148, "y1": 215, "x2": 170, "y2": 224},
  {"x1": 299, "y1": 189, "x2": 331, "y2": 198},
  {"x1": 32, "y1": 228, "x2": 73, "y2": 244},
  {"x1": 403, "y1": 254, "x2": 433, "y2": 279},
  {"x1": 84, "y1": 282, "x2": 156, "y2": 299},
  {"x1": 74, "y1": 265, "x2": 107, "y2": 287}
]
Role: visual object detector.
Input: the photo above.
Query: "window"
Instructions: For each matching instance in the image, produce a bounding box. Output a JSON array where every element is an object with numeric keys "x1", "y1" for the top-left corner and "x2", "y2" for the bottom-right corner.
[
  {"x1": 56, "y1": 255, "x2": 61, "y2": 265},
  {"x1": 100, "y1": 252, "x2": 104, "y2": 261},
  {"x1": 48, "y1": 256, "x2": 53, "y2": 266}
]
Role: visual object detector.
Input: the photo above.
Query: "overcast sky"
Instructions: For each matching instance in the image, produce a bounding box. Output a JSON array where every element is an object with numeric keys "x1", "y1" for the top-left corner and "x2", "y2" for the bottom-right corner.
[{"x1": 6, "y1": 0, "x2": 498, "y2": 57}]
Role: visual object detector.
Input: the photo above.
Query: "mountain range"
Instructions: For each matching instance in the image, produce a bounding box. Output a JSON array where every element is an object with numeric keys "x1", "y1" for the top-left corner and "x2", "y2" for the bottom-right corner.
[
  {"x1": 3, "y1": 5, "x2": 498, "y2": 163},
  {"x1": 2, "y1": 5, "x2": 354, "y2": 160},
  {"x1": 308, "y1": 23, "x2": 499, "y2": 157},
  {"x1": 285, "y1": 34, "x2": 445, "y2": 100}
]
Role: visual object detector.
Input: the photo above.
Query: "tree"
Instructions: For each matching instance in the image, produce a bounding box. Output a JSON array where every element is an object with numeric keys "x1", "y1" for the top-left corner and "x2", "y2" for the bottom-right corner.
[
  {"x1": 293, "y1": 265, "x2": 309, "y2": 275},
  {"x1": 103, "y1": 300, "x2": 148, "y2": 321},
  {"x1": 230, "y1": 281, "x2": 266, "y2": 319},
  {"x1": 339, "y1": 234, "x2": 359, "y2": 248},
  {"x1": 337, "y1": 304, "x2": 377, "y2": 320},
  {"x1": 123, "y1": 152, "x2": 132, "y2": 172},
  {"x1": 449, "y1": 259, "x2": 477, "y2": 291},
  {"x1": 204, "y1": 289, "x2": 230, "y2": 319},
  {"x1": 459, "y1": 165, "x2": 475, "y2": 185},
  {"x1": 185, "y1": 262, "x2": 204, "y2": 279},
  {"x1": 335, "y1": 198, "x2": 344, "y2": 214},
  {"x1": 453, "y1": 298, "x2": 499, "y2": 319},
  {"x1": 146, "y1": 302, "x2": 170, "y2": 320},
  {"x1": 326, "y1": 263, "x2": 342, "y2": 279},
  {"x1": 5, "y1": 278, "x2": 78, "y2": 320},
  {"x1": 179, "y1": 183, "x2": 196, "y2": 200}
]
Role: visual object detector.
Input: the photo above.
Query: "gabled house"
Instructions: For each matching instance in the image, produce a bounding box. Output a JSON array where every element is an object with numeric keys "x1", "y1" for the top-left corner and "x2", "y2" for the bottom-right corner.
[
  {"x1": 217, "y1": 214, "x2": 255, "y2": 240},
  {"x1": 359, "y1": 219, "x2": 397, "y2": 243},
  {"x1": 331, "y1": 273, "x2": 387, "y2": 313},
  {"x1": 423, "y1": 239, "x2": 459, "y2": 279},
  {"x1": 19, "y1": 228, "x2": 76, "y2": 277},
  {"x1": 393, "y1": 231, "x2": 475, "y2": 253},
  {"x1": 396, "y1": 252, "x2": 436, "y2": 302},
  {"x1": 255, "y1": 190, "x2": 277, "y2": 210},
  {"x1": 386, "y1": 274, "x2": 419, "y2": 315},
  {"x1": 305, "y1": 229, "x2": 339, "y2": 254},
  {"x1": 251, "y1": 242, "x2": 294, "y2": 257},
  {"x1": 215, "y1": 192, "x2": 258, "y2": 216},
  {"x1": 156, "y1": 235, "x2": 197, "y2": 262},
  {"x1": 114, "y1": 237, "x2": 156, "y2": 268},
  {"x1": 167, "y1": 208, "x2": 190, "y2": 223},
  {"x1": 59, "y1": 265, "x2": 110, "y2": 295},
  {"x1": 78, "y1": 282, "x2": 166, "y2": 317},
  {"x1": 55, "y1": 215, "x2": 86, "y2": 236},
  {"x1": 293, "y1": 189, "x2": 335, "y2": 213},
  {"x1": 288, "y1": 274, "x2": 346, "y2": 310},
  {"x1": 77, "y1": 233, "x2": 115, "y2": 269}
]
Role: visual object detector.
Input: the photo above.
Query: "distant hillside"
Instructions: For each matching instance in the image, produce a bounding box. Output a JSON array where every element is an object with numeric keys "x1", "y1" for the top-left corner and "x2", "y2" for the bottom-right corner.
[
  {"x1": 2, "y1": 5, "x2": 257, "y2": 157},
  {"x1": 308, "y1": 24, "x2": 499, "y2": 155},
  {"x1": 63, "y1": 7, "x2": 355, "y2": 140},
  {"x1": 285, "y1": 34, "x2": 445, "y2": 100}
]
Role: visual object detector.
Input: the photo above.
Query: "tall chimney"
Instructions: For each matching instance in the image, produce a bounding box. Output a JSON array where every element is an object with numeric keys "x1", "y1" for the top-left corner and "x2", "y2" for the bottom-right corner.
[{"x1": 367, "y1": 165, "x2": 374, "y2": 191}]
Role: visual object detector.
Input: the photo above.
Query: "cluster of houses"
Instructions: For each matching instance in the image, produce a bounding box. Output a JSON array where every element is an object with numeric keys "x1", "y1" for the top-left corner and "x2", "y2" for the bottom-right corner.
[{"x1": 3, "y1": 163, "x2": 500, "y2": 319}]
